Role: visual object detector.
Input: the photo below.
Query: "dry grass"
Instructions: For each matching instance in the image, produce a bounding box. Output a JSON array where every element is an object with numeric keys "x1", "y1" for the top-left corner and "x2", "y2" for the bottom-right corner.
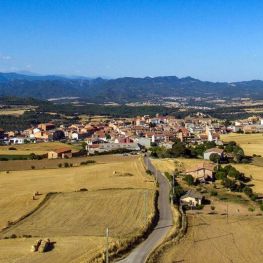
[
  {"x1": 0, "y1": 155, "x2": 156, "y2": 263},
  {"x1": 221, "y1": 133, "x2": 263, "y2": 156},
  {"x1": 151, "y1": 158, "x2": 206, "y2": 174},
  {"x1": 232, "y1": 163, "x2": 263, "y2": 194},
  {"x1": 0, "y1": 156, "x2": 154, "y2": 230},
  {"x1": 0, "y1": 236, "x2": 107, "y2": 263},
  {"x1": 1, "y1": 189, "x2": 155, "y2": 238},
  {"x1": 157, "y1": 213, "x2": 263, "y2": 263},
  {"x1": 0, "y1": 109, "x2": 27, "y2": 116},
  {"x1": 0, "y1": 142, "x2": 81, "y2": 155}
]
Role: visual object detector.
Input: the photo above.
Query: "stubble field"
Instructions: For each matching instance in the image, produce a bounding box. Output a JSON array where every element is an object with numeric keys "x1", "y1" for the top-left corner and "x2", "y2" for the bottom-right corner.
[
  {"x1": 221, "y1": 133, "x2": 263, "y2": 156},
  {"x1": 0, "y1": 155, "x2": 156, "y2": 263},
  {"x1": 157, "y1": 212, "x2": 263, "y2": 263}
]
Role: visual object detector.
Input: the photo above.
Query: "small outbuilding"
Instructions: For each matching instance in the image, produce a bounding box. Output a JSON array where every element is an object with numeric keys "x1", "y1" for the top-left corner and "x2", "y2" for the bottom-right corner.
[
  {"x1": 48, "y1": 147, "x2": 72, "y2": 159},
  {"x1": 180, "y1": 190, "x2": 204, "y2": 207}
]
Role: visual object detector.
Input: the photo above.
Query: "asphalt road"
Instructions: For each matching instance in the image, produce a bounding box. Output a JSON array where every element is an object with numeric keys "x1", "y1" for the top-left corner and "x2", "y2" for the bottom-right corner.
[{"x1": 118, "y1": 157, "x2": 172, "y2": 263}]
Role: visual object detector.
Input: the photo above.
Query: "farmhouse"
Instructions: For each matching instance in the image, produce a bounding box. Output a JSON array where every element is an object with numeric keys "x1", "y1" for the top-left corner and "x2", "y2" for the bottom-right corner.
[
  {"x1": 180, "y1": 190, "x2": 204, "y2": 207},
  {"x1": 203, "y1": 147, "x2": 224, "y2": 160},
  {"x1": 48, "y1": 147, "x2": 72, "y2": 159},
  {"x1": 185, "y1": 162, "x2": 215, "y2": 182}
]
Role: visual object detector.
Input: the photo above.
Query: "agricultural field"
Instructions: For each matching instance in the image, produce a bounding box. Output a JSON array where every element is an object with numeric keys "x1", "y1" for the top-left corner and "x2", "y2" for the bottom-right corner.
[
  {"x1": 221, "y1": 133, "x2": 263, "y2": 156},
  {"x1": 0, "y1": 109, "x2": 27, "y2": 116},
  {"x1": 156, "y1": 211, "x2": 263, "y2": 263},
  {"x1": 0, "y1": 155, "x2": 156, "y2": 263},
  {"x1": 151, "y1": 158, "x2": 206, "y2": 174},
  {"x1": 0, "y1": 142, "x2": 81, "y2": 156},
  {"x1": 232, "y1": 163, "x2": 263, "y2": 194}
]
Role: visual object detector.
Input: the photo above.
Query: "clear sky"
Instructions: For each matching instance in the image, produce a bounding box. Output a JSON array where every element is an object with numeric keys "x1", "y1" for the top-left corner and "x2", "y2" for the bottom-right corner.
[{"x1": 0, "y1": 0, "x2": 263, "y2": 81}]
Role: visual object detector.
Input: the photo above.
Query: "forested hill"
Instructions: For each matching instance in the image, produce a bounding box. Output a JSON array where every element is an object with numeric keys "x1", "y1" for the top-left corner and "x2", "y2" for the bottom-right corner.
[{"x1": 1, "y1": 72, "x2": 263, "y2": 102}]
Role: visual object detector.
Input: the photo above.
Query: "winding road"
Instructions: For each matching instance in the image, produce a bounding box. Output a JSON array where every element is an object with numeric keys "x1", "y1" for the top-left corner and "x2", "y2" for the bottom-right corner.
[{"x1": 118, "y1": 157, "x2": 173, "y2": 263}]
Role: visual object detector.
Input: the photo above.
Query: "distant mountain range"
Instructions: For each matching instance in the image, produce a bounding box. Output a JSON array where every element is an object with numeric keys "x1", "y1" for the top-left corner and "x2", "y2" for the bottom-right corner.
[{"x1": 1, "y1": 72, "x2": 263, "y2": 103}]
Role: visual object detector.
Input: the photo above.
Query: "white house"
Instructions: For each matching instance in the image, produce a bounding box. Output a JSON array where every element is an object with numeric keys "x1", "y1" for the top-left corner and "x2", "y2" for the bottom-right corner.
[
  {"x1": 180, "y1": 190, "x2": 204, "y2": 207},
  {"x1": 8, "y1": 137, "x2": 25, "y2": 144}
]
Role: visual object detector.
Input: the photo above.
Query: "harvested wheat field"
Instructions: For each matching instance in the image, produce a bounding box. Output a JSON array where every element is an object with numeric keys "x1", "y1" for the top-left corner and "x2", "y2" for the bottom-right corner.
[
  {"x1": 1, "y1": 189, "x2": 155, "y2": 238},
  {"x1": 0, "y1": 236, "x2": 107, "y2": 263},
  {"x1": 151, "y1": 158, "x2": 205, "y2": 174},
  {"x1": 156, "y1": 213, "x2": 263, "y2": 263},
  {"x1": 0, "y1": 155, "x2": 156, "y2": 263},
  {"x1": 221, "y1": 133, "x2": 263, "y2": 156},
  {"x1": 0, "y1": 156, "x2": 154, "y2": 230},
  {"x1": 232, "y1": 163, "x2": 263, "y2": 194},
  {"x1": 0, "y1": 141, "x2": 81, "y2": 155}
]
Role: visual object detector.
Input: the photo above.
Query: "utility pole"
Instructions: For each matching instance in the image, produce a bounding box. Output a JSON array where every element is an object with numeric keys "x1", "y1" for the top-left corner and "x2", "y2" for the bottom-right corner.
[
  {"x1": 226, "y1": 201, "x2": 229, "y2": 224},
  {"x1": 172, "y1": 173, "x2": 175, "y2": 195},
  {"x1": 105, "y1": 227, "x2": 109, "y2": 263},
  {"x1": 144, "y1": 191, "x2": 148, "y2": 225}
]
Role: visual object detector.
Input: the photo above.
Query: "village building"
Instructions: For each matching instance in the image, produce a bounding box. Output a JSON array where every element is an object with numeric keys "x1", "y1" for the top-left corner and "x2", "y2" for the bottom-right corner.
[
  {"x1": 185, "y1": 162, "x2": 215, "y2": 182},
  {"x1": 48, "y1": 147, "x2": 72, "y2": 159},
  {"x1": 180, "y1": 190, "x2": 204, "y2": 207}
]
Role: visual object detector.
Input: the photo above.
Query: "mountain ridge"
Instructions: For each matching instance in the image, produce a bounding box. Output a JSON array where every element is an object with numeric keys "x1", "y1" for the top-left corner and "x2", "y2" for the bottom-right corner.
[{"x1": 1, "y1": 72, "x2": 263, "y2": 103}]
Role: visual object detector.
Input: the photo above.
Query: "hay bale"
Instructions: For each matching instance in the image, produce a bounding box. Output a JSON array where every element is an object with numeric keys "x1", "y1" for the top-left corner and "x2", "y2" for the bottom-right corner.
[{"x1": 38, "y1": 238, "x2": 51, "y2": 253}]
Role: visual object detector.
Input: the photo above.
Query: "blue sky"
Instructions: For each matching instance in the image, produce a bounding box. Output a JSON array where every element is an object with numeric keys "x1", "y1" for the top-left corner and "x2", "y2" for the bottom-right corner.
[{"x1": 0, "y1": 0, "x2": 263, "y2": 81}]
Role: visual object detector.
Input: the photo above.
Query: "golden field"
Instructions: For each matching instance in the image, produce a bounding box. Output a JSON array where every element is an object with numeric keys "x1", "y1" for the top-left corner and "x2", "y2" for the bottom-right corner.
[
  {"x1": 0, "y1": 109, "x2": 27, "y2": 116},
  {"x1": 232, "y1": 163, "x2": 263, "y2": 194},
  {"x1": 151, "y1": 158, "x2": 206, "y2": 174},
  {"x1": 0, "y1": 142, "x2": 81, "y2": 155},
  {"x1": 0, "y1": 155, "x2": 156, "y2": 263},
  {"x1": 156, "y1": 213, "x2": 263, "y2": 263},
  {"x1": 221, "y1": 133, "x2": 263, "y2": 156}
]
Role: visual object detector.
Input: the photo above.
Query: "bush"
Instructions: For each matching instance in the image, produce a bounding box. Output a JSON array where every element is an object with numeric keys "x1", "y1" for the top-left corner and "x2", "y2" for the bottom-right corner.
[
  {"x1": 31, "y1": 165, "x2": 35, "y2": 170},
  {"x1": 79, "y1": 188, "x2": 88, "y2": 192},
  {"x1": 64, "y1": 162, "x2": 69, "y2": 168},
  {"x1": 210, "y1": 205, "x2": 215, "y2": 211},
  {"x1": 210, "y1": 190, "x2": 218, "y2": 196},
  {"x1": 80, "y1": 160, "x2": 95, "y2": 165},
  {"x1": 58, "y1": 163, "x2": 62, "y2": 168},
  {"x1": 183, "y1": 174, "x2": 195, "y2": 186},
  {"x1": 260, "y1": 202, "x2": 263, "y2": 212},
  {"x1": 248, "y1": 206, "x2": 255, "y2": 212},
  {"x1": 196, "y1": 204, "x2": 204, "y2": 210},
  {"x1": 146, "y1": 170, "x2": 152, "y2": 175},
  {"x1": 8, "y1": 147, "x2": 17, "y2": 150},
  {"x1": 10, "y1": 234, "x2": 17, "y2": 239},
  {"x1": 243, "y1": 186, "x2": 253, "y2": 197}
]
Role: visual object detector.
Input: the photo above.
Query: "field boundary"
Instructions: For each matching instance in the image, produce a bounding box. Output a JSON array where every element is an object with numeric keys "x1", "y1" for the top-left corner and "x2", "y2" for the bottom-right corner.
[{"x1": 0, "y1": 192, "x2": 58, "y2": 236}]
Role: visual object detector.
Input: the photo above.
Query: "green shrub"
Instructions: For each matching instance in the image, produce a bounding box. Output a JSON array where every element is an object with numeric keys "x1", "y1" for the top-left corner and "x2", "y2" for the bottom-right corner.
[{"x1": 210, "y1": 190, "x2": 218, "y2": 196}]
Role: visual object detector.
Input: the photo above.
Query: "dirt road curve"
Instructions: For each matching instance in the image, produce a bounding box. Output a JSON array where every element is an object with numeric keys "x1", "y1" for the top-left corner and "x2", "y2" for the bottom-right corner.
[{"x1": 118, "y1": 157, "x2": 172, "y2": 263}]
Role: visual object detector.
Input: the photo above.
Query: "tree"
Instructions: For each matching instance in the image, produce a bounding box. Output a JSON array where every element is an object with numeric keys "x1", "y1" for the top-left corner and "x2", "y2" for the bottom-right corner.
[
  {"x1": 183, "y1": 174, "x2": 195, "y2": 186},
  {"x1": 243, "y1": 186, "x2": 253, "y2": 197},
  {"x1": 209, "y1": 153, "x2": 221, "y2": 163},
  {"x1": 53, "y1": 130, "x2": 65, "y2": 141}
]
